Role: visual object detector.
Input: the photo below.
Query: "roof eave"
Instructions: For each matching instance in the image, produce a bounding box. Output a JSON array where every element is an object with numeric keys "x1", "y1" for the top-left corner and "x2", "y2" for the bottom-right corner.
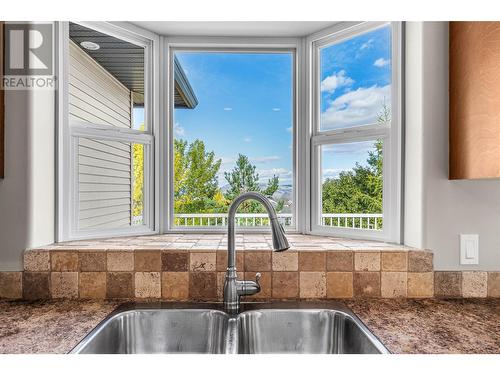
[{"x1": 174, "y1": 56, "x2": 198, "y2": 109}]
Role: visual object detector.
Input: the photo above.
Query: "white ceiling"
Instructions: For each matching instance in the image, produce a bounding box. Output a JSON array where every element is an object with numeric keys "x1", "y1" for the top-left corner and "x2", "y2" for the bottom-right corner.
[{"x1": 131, "y1": 21, "x2": 337, "y2": 37}]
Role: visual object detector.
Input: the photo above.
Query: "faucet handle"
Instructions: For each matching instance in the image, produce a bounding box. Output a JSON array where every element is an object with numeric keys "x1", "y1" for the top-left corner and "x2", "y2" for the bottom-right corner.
[{"x1": 255, "y1": 272, "x2": 261, "y2": 286}]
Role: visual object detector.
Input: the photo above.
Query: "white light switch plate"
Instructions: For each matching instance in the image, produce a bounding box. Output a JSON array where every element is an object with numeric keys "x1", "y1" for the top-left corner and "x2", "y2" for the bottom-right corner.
[{"x1": 460, "y1": 234, "x2": 479, "y2": 265}]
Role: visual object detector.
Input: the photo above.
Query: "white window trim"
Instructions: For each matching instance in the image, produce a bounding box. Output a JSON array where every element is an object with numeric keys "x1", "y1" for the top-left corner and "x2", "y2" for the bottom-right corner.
[
  {"x1": 162, "y1": 36, "x2": 305, "y2": 234},
  {"x1": 56, "y1": 21, "x2": 160, "y2": 241},
  {"x1": 306, "y1": 21, "x2": 403, "y2": 243},
  {"x1": 55, "y1": 24, "x2": 403, "y2": 243}
]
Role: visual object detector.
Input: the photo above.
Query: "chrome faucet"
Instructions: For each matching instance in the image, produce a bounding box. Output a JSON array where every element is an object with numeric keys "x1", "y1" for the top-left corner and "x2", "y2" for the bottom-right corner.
[{"x1": 223, "y1": 192, "x2": 290, "y2": 314}]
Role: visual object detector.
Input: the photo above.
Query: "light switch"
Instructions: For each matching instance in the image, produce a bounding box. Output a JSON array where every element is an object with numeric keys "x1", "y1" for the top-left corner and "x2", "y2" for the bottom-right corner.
[{"x1": 460, "y1": 234, "x2": 479, "y2": 265}]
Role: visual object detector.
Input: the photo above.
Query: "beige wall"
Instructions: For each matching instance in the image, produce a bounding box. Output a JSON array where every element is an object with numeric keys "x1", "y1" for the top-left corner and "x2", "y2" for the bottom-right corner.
[{"x1": 0, "y1": 88, "x2": 55, "y2": 271}]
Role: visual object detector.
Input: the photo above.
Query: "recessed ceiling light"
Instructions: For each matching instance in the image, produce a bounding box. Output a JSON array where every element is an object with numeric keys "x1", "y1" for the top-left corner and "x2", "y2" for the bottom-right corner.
[{"x1": 80, "y1": 41, "x2": 100, "y2": 51}]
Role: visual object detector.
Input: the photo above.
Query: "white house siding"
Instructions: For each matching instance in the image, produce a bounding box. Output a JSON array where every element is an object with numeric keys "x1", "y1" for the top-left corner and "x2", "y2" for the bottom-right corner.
[{"x1": 69, "y1": 41, "x2": 133, "y2": 230}]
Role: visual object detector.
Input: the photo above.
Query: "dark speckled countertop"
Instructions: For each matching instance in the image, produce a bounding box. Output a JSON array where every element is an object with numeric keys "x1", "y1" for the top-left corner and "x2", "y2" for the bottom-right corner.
[
  {"x1": 346, "y1": 299, "x2": 500, "y2": 354},
  {"x1": 0, "y1": 299, "x2": 498, "y2": 354}
]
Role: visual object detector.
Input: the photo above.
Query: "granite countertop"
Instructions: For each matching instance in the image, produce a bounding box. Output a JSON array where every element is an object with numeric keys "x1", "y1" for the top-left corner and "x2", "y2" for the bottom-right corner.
[
  {"x1": 346, "y1": 299, "x2": 500, "y2": 353},
  {"x1": 0, "y1": 299, "x2": 498, "y2": 354}
]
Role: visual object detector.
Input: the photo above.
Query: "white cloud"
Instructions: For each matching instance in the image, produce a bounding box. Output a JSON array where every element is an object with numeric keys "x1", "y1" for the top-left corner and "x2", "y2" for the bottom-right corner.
[
  {"x1": 218, "y1": 155, "x2": 281, "y2": 166},
  {"x1": 360, "y1": 38, "x2": 374, "y2": 50},
  {"x1": 252, "y1": 156, "x2": 281, "y2": 164},
  {"x1": 320, "y1": 84, "x2": 391, "y2": 130},
  {"x1": 272, "y1": 108, "x2": 281, "y2": 112},
  {"x1": 374, "y1": 58, "x2": 390, "y2": 67},
  {"x1": 223, "y1": 107, "x2": 233, "y2": 111},
  {"x1": 322, "y1": 141, "x2": 375, "y2": 156},
  {"x1": 173, "y1": 122, "x2": 185, "y2": 137},
  {"x1": 286, "y1": 126, "x2": 292, "y2": 133},
  {"x1": 257, "y1": 168, "x2": 292, "y2": 182},
  {"x1": 320, "y1": 70, "x2": 354, "y2": 93},
  {"x1": 322, "y1": 168, "x2": 344, "y2": 180},
  {"x1": 244, "y1": 137, "x2": 252, "y2": 143}
]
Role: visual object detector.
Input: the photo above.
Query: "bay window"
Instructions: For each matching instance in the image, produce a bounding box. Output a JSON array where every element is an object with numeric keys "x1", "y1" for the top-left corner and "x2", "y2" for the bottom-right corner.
[
  {"x1": 57, "y1": 22, "x2": 402, "y2": 243},
  {"x1": 58, "y1": 22, "x2": 156, "y2": 240},
  {"x1": 309, "y1": 22, "x2": 402, "y2": 241}
]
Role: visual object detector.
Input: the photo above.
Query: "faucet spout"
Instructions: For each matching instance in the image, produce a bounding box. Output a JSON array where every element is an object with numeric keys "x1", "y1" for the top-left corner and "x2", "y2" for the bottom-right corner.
[{"x1": 224, "y1": 192, "x2": 290, "y2": 314}]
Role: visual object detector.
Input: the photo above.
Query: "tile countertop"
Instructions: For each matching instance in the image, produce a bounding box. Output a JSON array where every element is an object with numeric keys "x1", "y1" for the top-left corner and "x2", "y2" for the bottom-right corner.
[
  {"x1": 0, "y1": 299, "x2": 498, "y2": 354},
  {"x1": 35, "y1": 233, "x2": 415, "y2": 251}
]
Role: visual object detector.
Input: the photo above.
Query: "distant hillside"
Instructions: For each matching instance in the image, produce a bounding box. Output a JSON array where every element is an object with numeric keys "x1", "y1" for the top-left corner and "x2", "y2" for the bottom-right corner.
[{"x1": 220, "y1": 184, "x2": 293, "y2": 202}]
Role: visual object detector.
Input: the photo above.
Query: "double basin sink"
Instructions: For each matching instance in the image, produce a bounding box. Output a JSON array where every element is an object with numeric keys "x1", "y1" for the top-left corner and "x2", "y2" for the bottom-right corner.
[{"x1": 71, "y1": 302, "x2": 388, "y2": 354}]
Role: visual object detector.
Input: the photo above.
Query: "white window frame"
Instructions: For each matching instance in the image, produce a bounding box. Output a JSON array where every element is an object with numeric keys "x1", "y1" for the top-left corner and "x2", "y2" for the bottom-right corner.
[
  {"x1": 56, "y1": 21, "x2": 160, "y2": 241},
  {"x1": 162, "y1": 37, "x2": 305, "y2": 233},
  {"x1": 307, "y1": 22, "x2": 403, "y2": 242},
  {"x1": 56, "y1": 23, "x2": 403, "y2": 243}
]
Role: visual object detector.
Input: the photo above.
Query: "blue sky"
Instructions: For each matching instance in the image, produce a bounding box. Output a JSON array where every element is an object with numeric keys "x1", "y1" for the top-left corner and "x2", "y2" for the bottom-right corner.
[
  {"x1": 174, "y1": 52, "x2": 293, "y2": 187},
  {"x1": 169, "y1": 25, "x2": 391, "y2": 188},
  {"x1": 320, "y1": 24, "x2": 391, "y2": 180}
]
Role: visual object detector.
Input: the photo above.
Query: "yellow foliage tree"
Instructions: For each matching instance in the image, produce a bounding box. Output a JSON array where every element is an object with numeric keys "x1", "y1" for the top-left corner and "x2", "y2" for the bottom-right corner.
[{"x1": 132, "y1": 124, "x2": 145, "y2": 221}]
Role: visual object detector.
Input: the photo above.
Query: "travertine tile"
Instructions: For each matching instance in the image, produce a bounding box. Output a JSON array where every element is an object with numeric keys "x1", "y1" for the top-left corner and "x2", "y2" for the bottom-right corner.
[
  {"x1": 381, "y1": 252, "x2": 407, "y2": 271},
  {"x1": 272, "y1": 272, "x2": 298, "y2": 299},
  {"x1": 24, "y1": 250, "x2": 50, "y2": 271},
  {"x1": 190, "y1": 252, "x2": 216, "y2": 272},
  {"x1": 272, "y1": 251, "x2": 298, "y2": 271},
  {"x1": 462, "y1": 271, "x2": 487, "y2": 298},
  {"x1": 79, "y1": 252, "x2": 106, "y2": 272},
  {"x1": 299, "y1": 272, "x2": 326, "y2": 298},
  {"x1": 487, "y1": 272, "x2": 500, "y2": 298},
  {"x1": 106, "y1": 272, "x2": 134, "y2": 298},
  {"x1": 434, "y1": 271, "x2": 462, "y2": 297},
  {"x1": 51, "y1": 272, "x2": 78, "y2": 299},
  {"x1": 161, "y1": 251, "x2": 189, "y2": 271},
  {"x1": 0, "y1": 272, "x2": 22, "y2": 299},
  {"x1": 326, "y1": 251, "x2": 353, "y2": 271},
  {"x1": 299, "y1": 251, "x2": 326, "y2": 271},
  {"x1": 23, "y1": 272, "x2": 50, "y2": 300},
  {"x1": 326, "y1": 272, "x2": 353, "y2": 298},
  {"x1": 189, "y1": 272, "x2": 217, "y2": 300},
  {"x1": 216, "y1": 251, "x2": 244, "y2": 271},
  {"x1": 353, "y1": 272, "x2": 381, "y2": 297},
  {"x1": 135, "y1": 272, "x2": 161, "y2": 298},
  {"x1": 79, "y1": 272, "x2": 106, "y2": 299},
  {"x1": 408, "y1": 251, "x2": 433, "y2": 272},
  {"x1": 51, "y1": 252, "x2": 78, "y2": 272},
  {"x1": 244, "y1": 271, "x2": 272, "y2": 300},
  {"x1": 244, "y1": 251, "x2": 271, "y2": 271},
  {"x1": 162, "y1": 272, "x2": 189, "y2": 300},
  {"x1": 381, "y1": 272, "x2": 407, "y2": 298},
  {"x1": 407, "y1": 272, "x2": 434, "y2": 298},
  {"x1": 354, "y1": 252, "x2": 381, "y2": 271},
  {"x1": 107, "y1": 252, "x2": 134, "y2": 271},
  {"x1": 134, "y1": 251, "x2": 161, "y2": 271}
]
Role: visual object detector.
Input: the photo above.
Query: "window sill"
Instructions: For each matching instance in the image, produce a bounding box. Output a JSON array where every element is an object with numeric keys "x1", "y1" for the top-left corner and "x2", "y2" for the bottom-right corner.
[{"x1": 33, "y1": 233, "x2": 416, "y2": 252}]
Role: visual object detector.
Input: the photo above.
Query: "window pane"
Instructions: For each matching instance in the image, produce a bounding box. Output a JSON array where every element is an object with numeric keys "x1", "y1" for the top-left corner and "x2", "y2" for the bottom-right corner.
[
  {"x1": 320, "y1": 140, "x2": 383, "y2": 230},
  {"x1": 173, "y1": 52, "x2": 294, "y2": 228},
  {"x1": 69, "y1": 22, "x2": 146, "y2": 131},
  {"x1": 77, "y1": 137, "x2": 145, "y2": 230},
  {"x1": 319, "y1": 25, "x2": 391, "y2": 131}
]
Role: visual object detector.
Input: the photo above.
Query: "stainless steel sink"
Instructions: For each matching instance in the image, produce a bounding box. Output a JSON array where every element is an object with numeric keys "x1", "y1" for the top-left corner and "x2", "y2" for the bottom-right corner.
[
  {"x1": 237, "y1": 309, "x2": 387, "y2": 354},
  {"x1": 71, "y1": 303, "x2": 389, "y2": 354},
  {"x1": 71, "y1": 309, "x2": 229, "y2": 354}
]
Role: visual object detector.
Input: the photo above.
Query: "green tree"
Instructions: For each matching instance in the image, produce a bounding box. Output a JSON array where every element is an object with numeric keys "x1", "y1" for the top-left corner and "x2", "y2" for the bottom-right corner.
[
  {"x1": 174, "y1": 139, "x2": 222, "y2": 213},
  {"x1": 224, "y1": 154, "x2": 281, "y2": 213}
]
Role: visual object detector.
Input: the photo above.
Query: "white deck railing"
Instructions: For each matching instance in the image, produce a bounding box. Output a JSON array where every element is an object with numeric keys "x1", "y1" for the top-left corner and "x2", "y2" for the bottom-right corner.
[{"x1": 173, "y1": 213, "x2": 383, "y2": 230}]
